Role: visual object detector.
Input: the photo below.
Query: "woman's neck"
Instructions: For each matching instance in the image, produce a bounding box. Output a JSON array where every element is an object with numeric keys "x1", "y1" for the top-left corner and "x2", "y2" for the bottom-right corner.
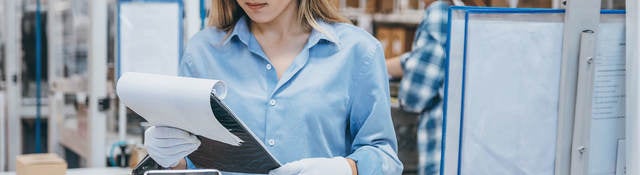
[{"x1": 250, "y1": 1, "x2": 307, "y2": 40}]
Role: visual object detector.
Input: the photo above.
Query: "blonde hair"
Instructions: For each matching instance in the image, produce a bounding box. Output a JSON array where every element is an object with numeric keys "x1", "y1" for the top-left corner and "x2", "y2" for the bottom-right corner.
[{"x1": 208, "y1": 0, "x2": 350, "y2": 33}]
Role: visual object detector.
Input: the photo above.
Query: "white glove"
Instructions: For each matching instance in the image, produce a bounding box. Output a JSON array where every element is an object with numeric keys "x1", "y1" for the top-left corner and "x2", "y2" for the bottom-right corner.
[
  {"x1": 268, "y1": 157, "x2": 353, "y2": 175},
  {"x1": 144, "y1": 126, "x2": 201, "y2": 168}
]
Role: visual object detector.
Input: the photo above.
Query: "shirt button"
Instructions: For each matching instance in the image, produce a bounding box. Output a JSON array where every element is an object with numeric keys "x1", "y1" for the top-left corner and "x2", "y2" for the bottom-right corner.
[
  {"x1": 267, "y1": 139, "x2": 275, "y2": 146},
  {"x1": 266, "y1": 64, "x2": 272, "y2": 70},
  {"x1": 269, "y1": 99, "x2": 277, "y2": 106}
]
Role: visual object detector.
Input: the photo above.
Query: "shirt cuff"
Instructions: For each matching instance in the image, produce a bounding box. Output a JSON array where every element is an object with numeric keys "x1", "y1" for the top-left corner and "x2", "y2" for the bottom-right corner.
[
  {"x1": 185, "y1": 157, "x2": 197, "y2": 169},
  {"x1": 347, "y1": 146, "x2": 383, "y2": 175}
]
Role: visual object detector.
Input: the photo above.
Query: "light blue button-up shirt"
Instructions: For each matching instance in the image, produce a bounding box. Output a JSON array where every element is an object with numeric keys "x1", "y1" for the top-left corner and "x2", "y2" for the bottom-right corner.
[{"x1": 181, "y1": 16, "x2": 402, "y2": 174}]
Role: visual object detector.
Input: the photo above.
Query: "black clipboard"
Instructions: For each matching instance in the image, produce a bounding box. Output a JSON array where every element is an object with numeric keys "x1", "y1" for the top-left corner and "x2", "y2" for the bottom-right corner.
[{"x1": 187, "y1": 94, "x2": 281, "y2": 174}]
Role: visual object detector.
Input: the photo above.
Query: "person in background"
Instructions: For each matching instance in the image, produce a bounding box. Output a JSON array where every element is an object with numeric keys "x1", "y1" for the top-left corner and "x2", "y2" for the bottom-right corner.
[
  {"x1": 144, "y1": 0, "x2": 403, "y2": 174},
  {"x1": 386, "y1": 0, "x2": 456, "y2": 175}
]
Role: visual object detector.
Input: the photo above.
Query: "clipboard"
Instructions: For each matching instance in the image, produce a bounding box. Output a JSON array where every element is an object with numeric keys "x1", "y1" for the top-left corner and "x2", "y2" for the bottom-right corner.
[
  {"x1": 187, "y1": 94, "x2": 281, "y2": 174},
  {"x1": 117, "y1": 72, "x2": 281, "y2": 174}
]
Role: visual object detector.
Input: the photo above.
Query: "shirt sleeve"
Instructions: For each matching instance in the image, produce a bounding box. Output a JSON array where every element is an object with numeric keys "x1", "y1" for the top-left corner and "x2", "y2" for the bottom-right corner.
[
  {"x1": 397, "y1": 7, "x2": 448, "y2": 114},
  {"x1": 346, "y1": 42, "x2": 403, "y2": 174},
  {"x1": 178, "y1": 52, "x2": 196, "y2": 77}
]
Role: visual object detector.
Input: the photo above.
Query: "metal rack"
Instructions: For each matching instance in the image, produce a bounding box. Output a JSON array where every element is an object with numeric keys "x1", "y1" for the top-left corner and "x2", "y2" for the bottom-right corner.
[
  {"x1": 3, "y1": 0, "x2": 23, "y2": 171},
  {"x1": 0, "y1": 0, "x2": 111, "y2": 170},
  {"x1": 547, "y1": 1, "x2": 634, "y2": 175},
  {"x1": 337, "y1": 0, "x2": 427, "y2": 32}
]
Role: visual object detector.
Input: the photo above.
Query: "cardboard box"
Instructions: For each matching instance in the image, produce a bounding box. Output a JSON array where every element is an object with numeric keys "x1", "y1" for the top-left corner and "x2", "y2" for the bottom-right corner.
[
  {"x1": 375, "y1": 26, "x2": 393, "y2": 58},
  {"x1": 346, "y1": 0, "x2": 378, "y2": 13},
  {"x1": 490, "y1": 0, "x2": 509, "y2": 7},
  {"x1": 404, "y1": 27, "x2": 416, "y2": 53},
  {"x1": 365, "y1": 0, "x2": 378, "y2": 13},
  {"x1": 468, "y1": 0, "x2": 487, "y2": 6},
  {"x1": 518, "y1": 0, "x2": 551, "y2": 8},
  {"x1": 378, "y1": 0, "x2": 395, "y2": 13},
  {"x1": 346, "y1": 0, "x2": 359, "y2": 8},
  {"x1": 409, "y1": 0, "x2": 420, "y2": 10},
  {"x1": 129, "y1": 146, "x2": 148, "y2": 168},
  {"x1": 491, "y1": 0, "x2": 551, "y2": 8},
  {"x1": 17, "y1": 153, "x2": 67, "y2": 175},
  {"x1": 376, "y1": 26, "x2": 415, "y2": 58},
  {"x1": 390, "y1": 27, "x2": 408, "y2": 58}
]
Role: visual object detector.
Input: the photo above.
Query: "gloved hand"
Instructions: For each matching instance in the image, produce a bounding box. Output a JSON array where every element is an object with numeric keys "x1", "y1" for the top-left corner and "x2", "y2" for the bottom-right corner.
[
  {"x1": 268, "y1": 157, "x2": 353, "y2": 175},
  {"x1": 144, "y1": 126, "x2": 201, "y2": 168}
]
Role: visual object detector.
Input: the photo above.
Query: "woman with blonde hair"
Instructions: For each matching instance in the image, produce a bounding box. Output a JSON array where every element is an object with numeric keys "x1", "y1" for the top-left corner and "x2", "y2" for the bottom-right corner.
[{"x1": 144, "y1": 0, "x2": 403, "y2": 174}]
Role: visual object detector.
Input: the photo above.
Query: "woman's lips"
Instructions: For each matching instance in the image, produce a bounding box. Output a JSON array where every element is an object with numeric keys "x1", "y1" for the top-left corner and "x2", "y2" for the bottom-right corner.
[{"x1": 246, "y1": 2, "x2": 267, "y2": 10}]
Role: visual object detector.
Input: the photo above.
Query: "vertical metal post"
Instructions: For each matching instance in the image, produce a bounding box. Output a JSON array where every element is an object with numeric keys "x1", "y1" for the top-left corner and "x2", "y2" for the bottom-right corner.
[
  {"x1": 115, "y1": 0, "x2": 127, "y2": 143},
  {"x1": 555, "y1": 0, "x2": 601, "y2": 174},
  {"x1": 570, "y1": 30, "x2": 597, "y2": 175},
  {"x1": 0, "y1": 1, "x2": 5, "y2": 171},
  {"x1": 46, "y1": 0, "x2": 63, "y2": 156},
  {"x1": 552, "y1": 0, "x2": 560, "y2": 8},
  {"x1": 0, "y1": 94, "x2": 4, "y2": 171},
  {"x1": 88, "y1": 0, "x2": 108, "y2": 167},
  {"x1": 185, "y1": 0, "x2": 200, "y2": 39},
  {"x1": 200, "y1": 0, "x2": 206, "y2": 29},
  {"x1": 4, "y1": 0, "x2": 22, "y2": 171},
  {"x1": 34, "y1": 0, "x2": 43, "y2": 154},
  {"x1": 625, "y1": 0, "x2": 640, "y2": 174}
]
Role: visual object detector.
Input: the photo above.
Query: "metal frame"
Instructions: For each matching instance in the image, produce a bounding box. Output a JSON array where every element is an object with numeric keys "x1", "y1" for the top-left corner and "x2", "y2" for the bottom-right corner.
[
  {"x1": 554, "y1": 0, "x2": 601, "y2": 174},
  {"x1": 4, "y1": 0, "x2": 22, "y2": 171},
  {"x1": 88, "y1": 0, "x2": 108, "y2": 167},
  {"x1": 46, "y1": 0, "x2": 109, "y2": 167},
  {"x1": 569, "y1": 30, "x2": 598, "y2": 175},
  {"x1": 115, "y1": 0, "x2": 184, "y2": 145},
  {"x1": 116, "y1": 0, "x2": 184, "y2": 81},
  {"x1": 0, "y1": 1, "x2": 5, "y2": 171},
  {"x1": 185, "y1": 0, "x2": 200, "y2": 39},
  {"x1": 626, "y1": 0, "x2": 639, "y2": 174},
  {"x1": 0, "y1": 94, "x2": 5, "y2": 171},
  {"x1": 46, "y1": 0, "x2": 99, "y2": 165},
  {"x1": 45, "y1": 0, "x2": 67, "y2": 160},
  {"x1": 552, "y1": 0, "x2": 564, "y2": 9}
]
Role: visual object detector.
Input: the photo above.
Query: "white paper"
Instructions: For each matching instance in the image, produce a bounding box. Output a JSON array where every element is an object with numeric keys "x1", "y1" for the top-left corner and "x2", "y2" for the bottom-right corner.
[
  {"x1": 116, "y1": 72, "x2": 242, "y2": 146},
  {"x1": 120, "y1": 3, "x2": 180, "y2": 76},
  {"x1": 589, "y1": 15, "x2": 626, "y2": 175},
  {"x1": 460, "y1": 13, "x2": 564, "y2": 175},
  {"x1": 443, "y1": 10, "x2": 627, "y2": 175}
]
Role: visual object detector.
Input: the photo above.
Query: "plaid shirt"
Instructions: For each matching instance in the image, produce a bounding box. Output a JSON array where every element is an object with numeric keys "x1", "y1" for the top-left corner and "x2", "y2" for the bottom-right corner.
[{"x1": 397, "y1": 1, "x2": 449, "y2": 175}]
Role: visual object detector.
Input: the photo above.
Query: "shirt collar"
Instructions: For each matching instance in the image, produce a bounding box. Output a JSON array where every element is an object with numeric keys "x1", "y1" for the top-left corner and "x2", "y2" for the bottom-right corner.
[
  {"x1": 305, "y1": 19, "x2": 341, "y2": 50},
  {"x1": 221, "y1": 16, "x2": 252, "y2": 46},
  {"x1": 220, "y1": 16, "x2": 341, "y2": 50}
]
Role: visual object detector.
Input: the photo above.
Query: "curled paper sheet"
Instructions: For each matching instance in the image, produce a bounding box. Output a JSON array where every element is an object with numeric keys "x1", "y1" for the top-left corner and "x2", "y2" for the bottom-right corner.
[{"x1": 116, "y1": 72, "x2": 242, "y2": 146}]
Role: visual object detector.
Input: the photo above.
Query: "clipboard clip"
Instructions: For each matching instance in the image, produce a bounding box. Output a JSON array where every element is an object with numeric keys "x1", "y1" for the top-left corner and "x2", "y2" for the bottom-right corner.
[{"x1": 131, "y1": 155, "x2": 163, "y2": 175}]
